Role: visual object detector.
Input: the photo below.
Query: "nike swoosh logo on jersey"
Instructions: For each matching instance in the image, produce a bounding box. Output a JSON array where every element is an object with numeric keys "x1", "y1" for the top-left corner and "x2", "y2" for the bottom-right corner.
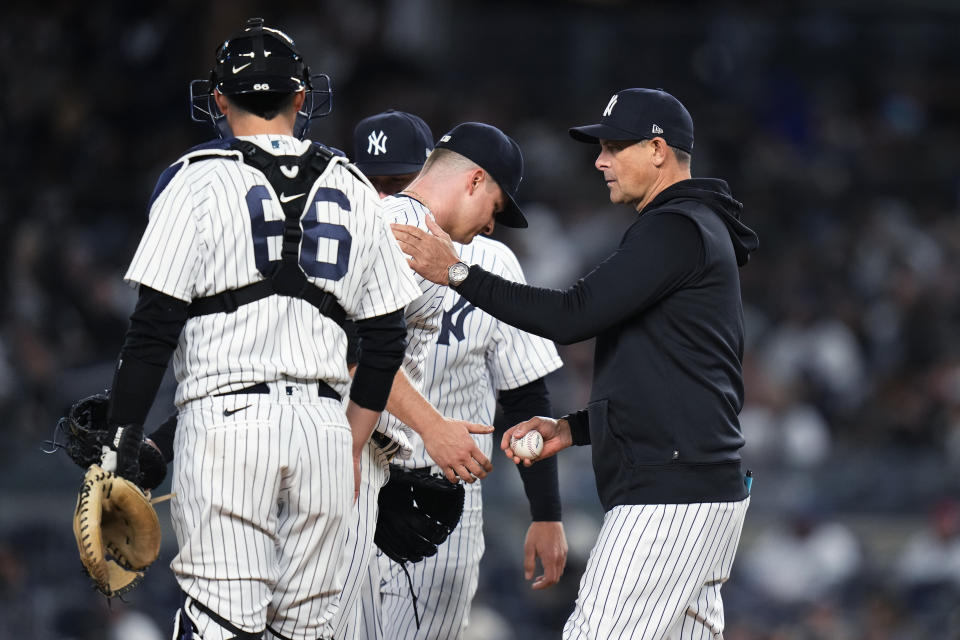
[
  {"x1": 232, "y1": 62, "x2": 252, "y2": 73},
  {"x1": 223, "y1": 404, "x2": 252, "y2": 417},
  {"x1": 279, "y1": 192, "x2": 305, "y2": 203}
]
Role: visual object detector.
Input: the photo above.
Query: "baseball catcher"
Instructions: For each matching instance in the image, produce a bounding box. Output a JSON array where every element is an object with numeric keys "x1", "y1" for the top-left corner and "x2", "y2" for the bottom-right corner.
[{"x1": 374, "y1": 464, "x2": 465, "y2": 564}]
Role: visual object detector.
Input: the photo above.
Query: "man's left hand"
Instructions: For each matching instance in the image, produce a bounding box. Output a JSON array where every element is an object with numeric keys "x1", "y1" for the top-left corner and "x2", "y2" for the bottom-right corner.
[
  {"x1": 524, "y1": 521, "x2": 568, "y2": 590},
  {"x1": 391, "y1": 215, "x2": 461, "y2": 284}
]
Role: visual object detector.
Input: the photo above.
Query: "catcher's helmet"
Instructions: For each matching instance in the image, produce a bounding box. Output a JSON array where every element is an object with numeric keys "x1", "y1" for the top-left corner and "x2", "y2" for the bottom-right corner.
[{"x1": 190, "y1": 17, "x2": 332, "y2": 139}]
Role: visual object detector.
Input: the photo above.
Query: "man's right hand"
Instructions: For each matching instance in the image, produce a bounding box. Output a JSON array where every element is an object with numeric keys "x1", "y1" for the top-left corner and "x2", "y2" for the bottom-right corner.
[
  {"x1": 420, "y1": 418, "x2": 493, "y2": 484},
  {"x1": 501, "y1": 416, "x2": 572, "y2": 466}
]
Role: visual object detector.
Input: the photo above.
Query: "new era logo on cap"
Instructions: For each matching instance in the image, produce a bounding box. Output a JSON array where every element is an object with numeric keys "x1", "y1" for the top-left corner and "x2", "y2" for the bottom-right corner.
[{"x1": 570, "y1": 88, "x2": 695, "y2": 153}]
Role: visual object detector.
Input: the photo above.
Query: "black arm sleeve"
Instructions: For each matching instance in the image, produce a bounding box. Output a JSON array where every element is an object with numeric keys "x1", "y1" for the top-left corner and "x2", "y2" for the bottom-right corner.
[
  {"x1": 455, "y1": 214, "x2": 703, "y2": 344},
  {"x1": 147, "y1": 413, "x2": 178, "y2": 462},
  {"x1": 562, "y1": 409, "x2": 591, "y2": 446},
  {"x1": 107, "y1": 286, "x2": 188, "y2": 425},
  {"x1": 495, "y1": 378, "x2": 561, "y2": 522},
  {"x1": 350, "y1": 309, "x2": 407, "y2": 411}
]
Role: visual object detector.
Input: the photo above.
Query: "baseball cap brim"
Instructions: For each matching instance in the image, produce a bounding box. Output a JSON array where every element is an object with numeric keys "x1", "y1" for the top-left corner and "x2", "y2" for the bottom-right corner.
[
  {"x1": 569, "y1": 122, "x2": 649, "y2": 144},
  {"x1": 497, "y1": 194, "x2": 527, "y2": 229},
  {"x1": 353, "y1": 160, "x2": 424, "y2": 177}
]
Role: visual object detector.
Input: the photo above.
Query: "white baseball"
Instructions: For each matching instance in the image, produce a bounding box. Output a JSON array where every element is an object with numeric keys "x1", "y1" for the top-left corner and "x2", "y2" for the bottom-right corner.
[{"x1": 510, "y1": 430, "x2": 544, "y2": 459}]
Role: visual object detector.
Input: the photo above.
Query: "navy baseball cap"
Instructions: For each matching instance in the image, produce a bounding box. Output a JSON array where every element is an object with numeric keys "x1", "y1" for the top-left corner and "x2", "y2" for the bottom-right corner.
[
  {"x1": 569, "y1": 88, "x2": 694, "y2": 153},
  {"x1": 353, "y1": 110, "x2": 434, "y2": 176},
  {"x1": 435, "y1": 122, "x2": 527, "y2": 228}
]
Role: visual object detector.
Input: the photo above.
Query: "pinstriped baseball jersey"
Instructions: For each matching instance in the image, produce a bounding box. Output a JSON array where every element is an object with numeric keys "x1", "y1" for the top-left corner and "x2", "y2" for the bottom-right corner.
[
  {"x1": 124, "y1": 135, "x2": 421, "y2": 406},
  {"x1": 371, "y1": 195, "x2": 447, "y2": 454},
  {"x1": 400, "y1": 235, "x2": 563, "y2": 468}
]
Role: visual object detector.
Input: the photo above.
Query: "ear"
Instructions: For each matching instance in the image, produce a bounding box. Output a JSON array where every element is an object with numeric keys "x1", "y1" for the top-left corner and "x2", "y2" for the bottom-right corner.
[
  {"x1": 213, "y1": 89, "x2": 230, "y2": 116},
  {"x1": 292, "y1": 90, "x2": 306, "y2": 112},
  {"x1": 649, "y1": 137, "x2": 669, "y2": 167},
  {"x1": 466, "y1": 168, "x2": 485, "y2": 195}
]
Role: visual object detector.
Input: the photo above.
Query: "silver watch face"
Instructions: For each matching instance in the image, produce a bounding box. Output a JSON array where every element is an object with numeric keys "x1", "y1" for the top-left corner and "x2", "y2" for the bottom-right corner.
[{"x1": 448, "y1": 262, "x2": 469, "y2": 286}]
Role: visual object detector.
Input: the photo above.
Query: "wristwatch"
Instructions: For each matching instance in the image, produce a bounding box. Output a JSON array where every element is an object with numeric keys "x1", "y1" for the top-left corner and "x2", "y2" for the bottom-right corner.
[{"x1": 447, "y1": 261, "x2": 470, "y2": 287}]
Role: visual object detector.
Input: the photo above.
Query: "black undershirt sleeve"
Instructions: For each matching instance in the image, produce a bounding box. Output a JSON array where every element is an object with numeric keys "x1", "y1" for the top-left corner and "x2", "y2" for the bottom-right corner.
[
  {"x1": 455, "y1": 214, "x2": 703, "y2": 345},
  {"x1": 495, "y1": 378, "x2": 561, "y2": 522},
  {"x1": 350, "y1": 309, "x2": 407, "y2": 411},
  {"x1": 108, "y1": 286, "x2": 188, "y2": 426}
]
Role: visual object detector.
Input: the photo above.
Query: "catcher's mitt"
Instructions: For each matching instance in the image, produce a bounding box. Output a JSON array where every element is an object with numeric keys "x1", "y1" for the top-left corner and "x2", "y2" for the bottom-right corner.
[
  {"x1": 73, "y1": 464, "x2": 162, "y2": 597},
  {"x1": 54, "y1": 392, "x2": 166, "y2": 490},
  {"x1": 374, "y1": 465, "x2": 465, "y2": 564}
]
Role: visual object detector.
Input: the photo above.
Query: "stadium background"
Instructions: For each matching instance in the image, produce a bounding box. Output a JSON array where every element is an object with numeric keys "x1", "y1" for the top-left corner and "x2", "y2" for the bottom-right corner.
[{"x1": 2, "y1": 1, "x2": 960, "y2": 637}]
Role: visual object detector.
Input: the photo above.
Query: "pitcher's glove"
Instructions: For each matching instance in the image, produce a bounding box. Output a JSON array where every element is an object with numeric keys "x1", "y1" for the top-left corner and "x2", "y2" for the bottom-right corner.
[
  {"x1": 54, "y1": 392, "x2": 166, "y2": 490},
  {"x1": 374, "y1": 465, "x2": 465, "y2": 564},
  {"x1": 73, "y1": 464, "x2": 162, "y2": 597}
]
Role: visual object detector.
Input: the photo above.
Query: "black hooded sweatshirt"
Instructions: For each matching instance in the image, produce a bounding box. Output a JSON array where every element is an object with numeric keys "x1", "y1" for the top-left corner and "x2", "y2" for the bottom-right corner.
[{"x1": 454, "y1": 178, "x2": 759, "y2": 510}]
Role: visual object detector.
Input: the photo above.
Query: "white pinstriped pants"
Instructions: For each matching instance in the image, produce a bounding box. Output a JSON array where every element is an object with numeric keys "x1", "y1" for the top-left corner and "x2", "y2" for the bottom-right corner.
[
  {"x1": 564, "y1": 498, "x2": 749, "y2": 640},
  {"x1": 331, "y1": 438, "x2": 391, "y2": 640},
  {"x1": 170, "y1": 383, "x2": 353, "y2": 640}
]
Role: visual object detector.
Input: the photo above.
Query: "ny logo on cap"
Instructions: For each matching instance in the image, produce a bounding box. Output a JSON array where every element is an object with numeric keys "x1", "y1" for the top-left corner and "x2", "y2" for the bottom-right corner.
[
  {"x1": 602, "y1": 94, "x2": 618, "y2": 117},
  {"x1": 367, "y1": 130, "x2": 388, "y2": 156}
]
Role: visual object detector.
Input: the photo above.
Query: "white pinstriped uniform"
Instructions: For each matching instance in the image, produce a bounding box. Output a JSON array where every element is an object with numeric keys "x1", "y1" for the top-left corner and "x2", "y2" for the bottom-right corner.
[
  {"x1": 127, "y1": 136, "x2": 419, "y2": 408},
  {"x1": 125, "y1": 134, "x2": 421, "y2": 640},
  {"x1": 352, "y1": 236, "x2": 563, "y2": 640},
  {"x1": 565, "y1": 498, "x2": 749, "y2": 640},
  {"x1": 331, "y1": 194, "x2": 449, "y2": 639},
  {"x1": 371, "y1": 195, "x2": 448, "y2": 451}
]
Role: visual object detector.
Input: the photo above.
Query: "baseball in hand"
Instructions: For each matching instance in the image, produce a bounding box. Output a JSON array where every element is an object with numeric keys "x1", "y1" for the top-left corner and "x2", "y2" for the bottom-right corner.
[{"x1": 510, "y1": 430, "x2": 544, "y2": 459}]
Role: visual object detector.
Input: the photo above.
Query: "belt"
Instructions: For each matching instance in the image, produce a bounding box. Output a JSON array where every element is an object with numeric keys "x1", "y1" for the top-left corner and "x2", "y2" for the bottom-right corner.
[
  {"x1": 216, "y1": 380, "x2": 341, "y2": 401},
  {"x1": 371, "y1": 431, "x2": 402, "y2": 462}
]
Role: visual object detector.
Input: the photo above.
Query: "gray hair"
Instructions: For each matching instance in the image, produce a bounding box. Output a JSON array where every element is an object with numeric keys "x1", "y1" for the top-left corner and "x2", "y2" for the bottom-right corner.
[{"x1": 671, "y1": 146, "x2": 692, "y2": 166}]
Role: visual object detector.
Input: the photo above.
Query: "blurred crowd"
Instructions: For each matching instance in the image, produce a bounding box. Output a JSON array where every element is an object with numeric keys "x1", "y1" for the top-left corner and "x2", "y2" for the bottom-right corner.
[{"x1": 2, "y1": 1, "x2": 960, "y2": 638}]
